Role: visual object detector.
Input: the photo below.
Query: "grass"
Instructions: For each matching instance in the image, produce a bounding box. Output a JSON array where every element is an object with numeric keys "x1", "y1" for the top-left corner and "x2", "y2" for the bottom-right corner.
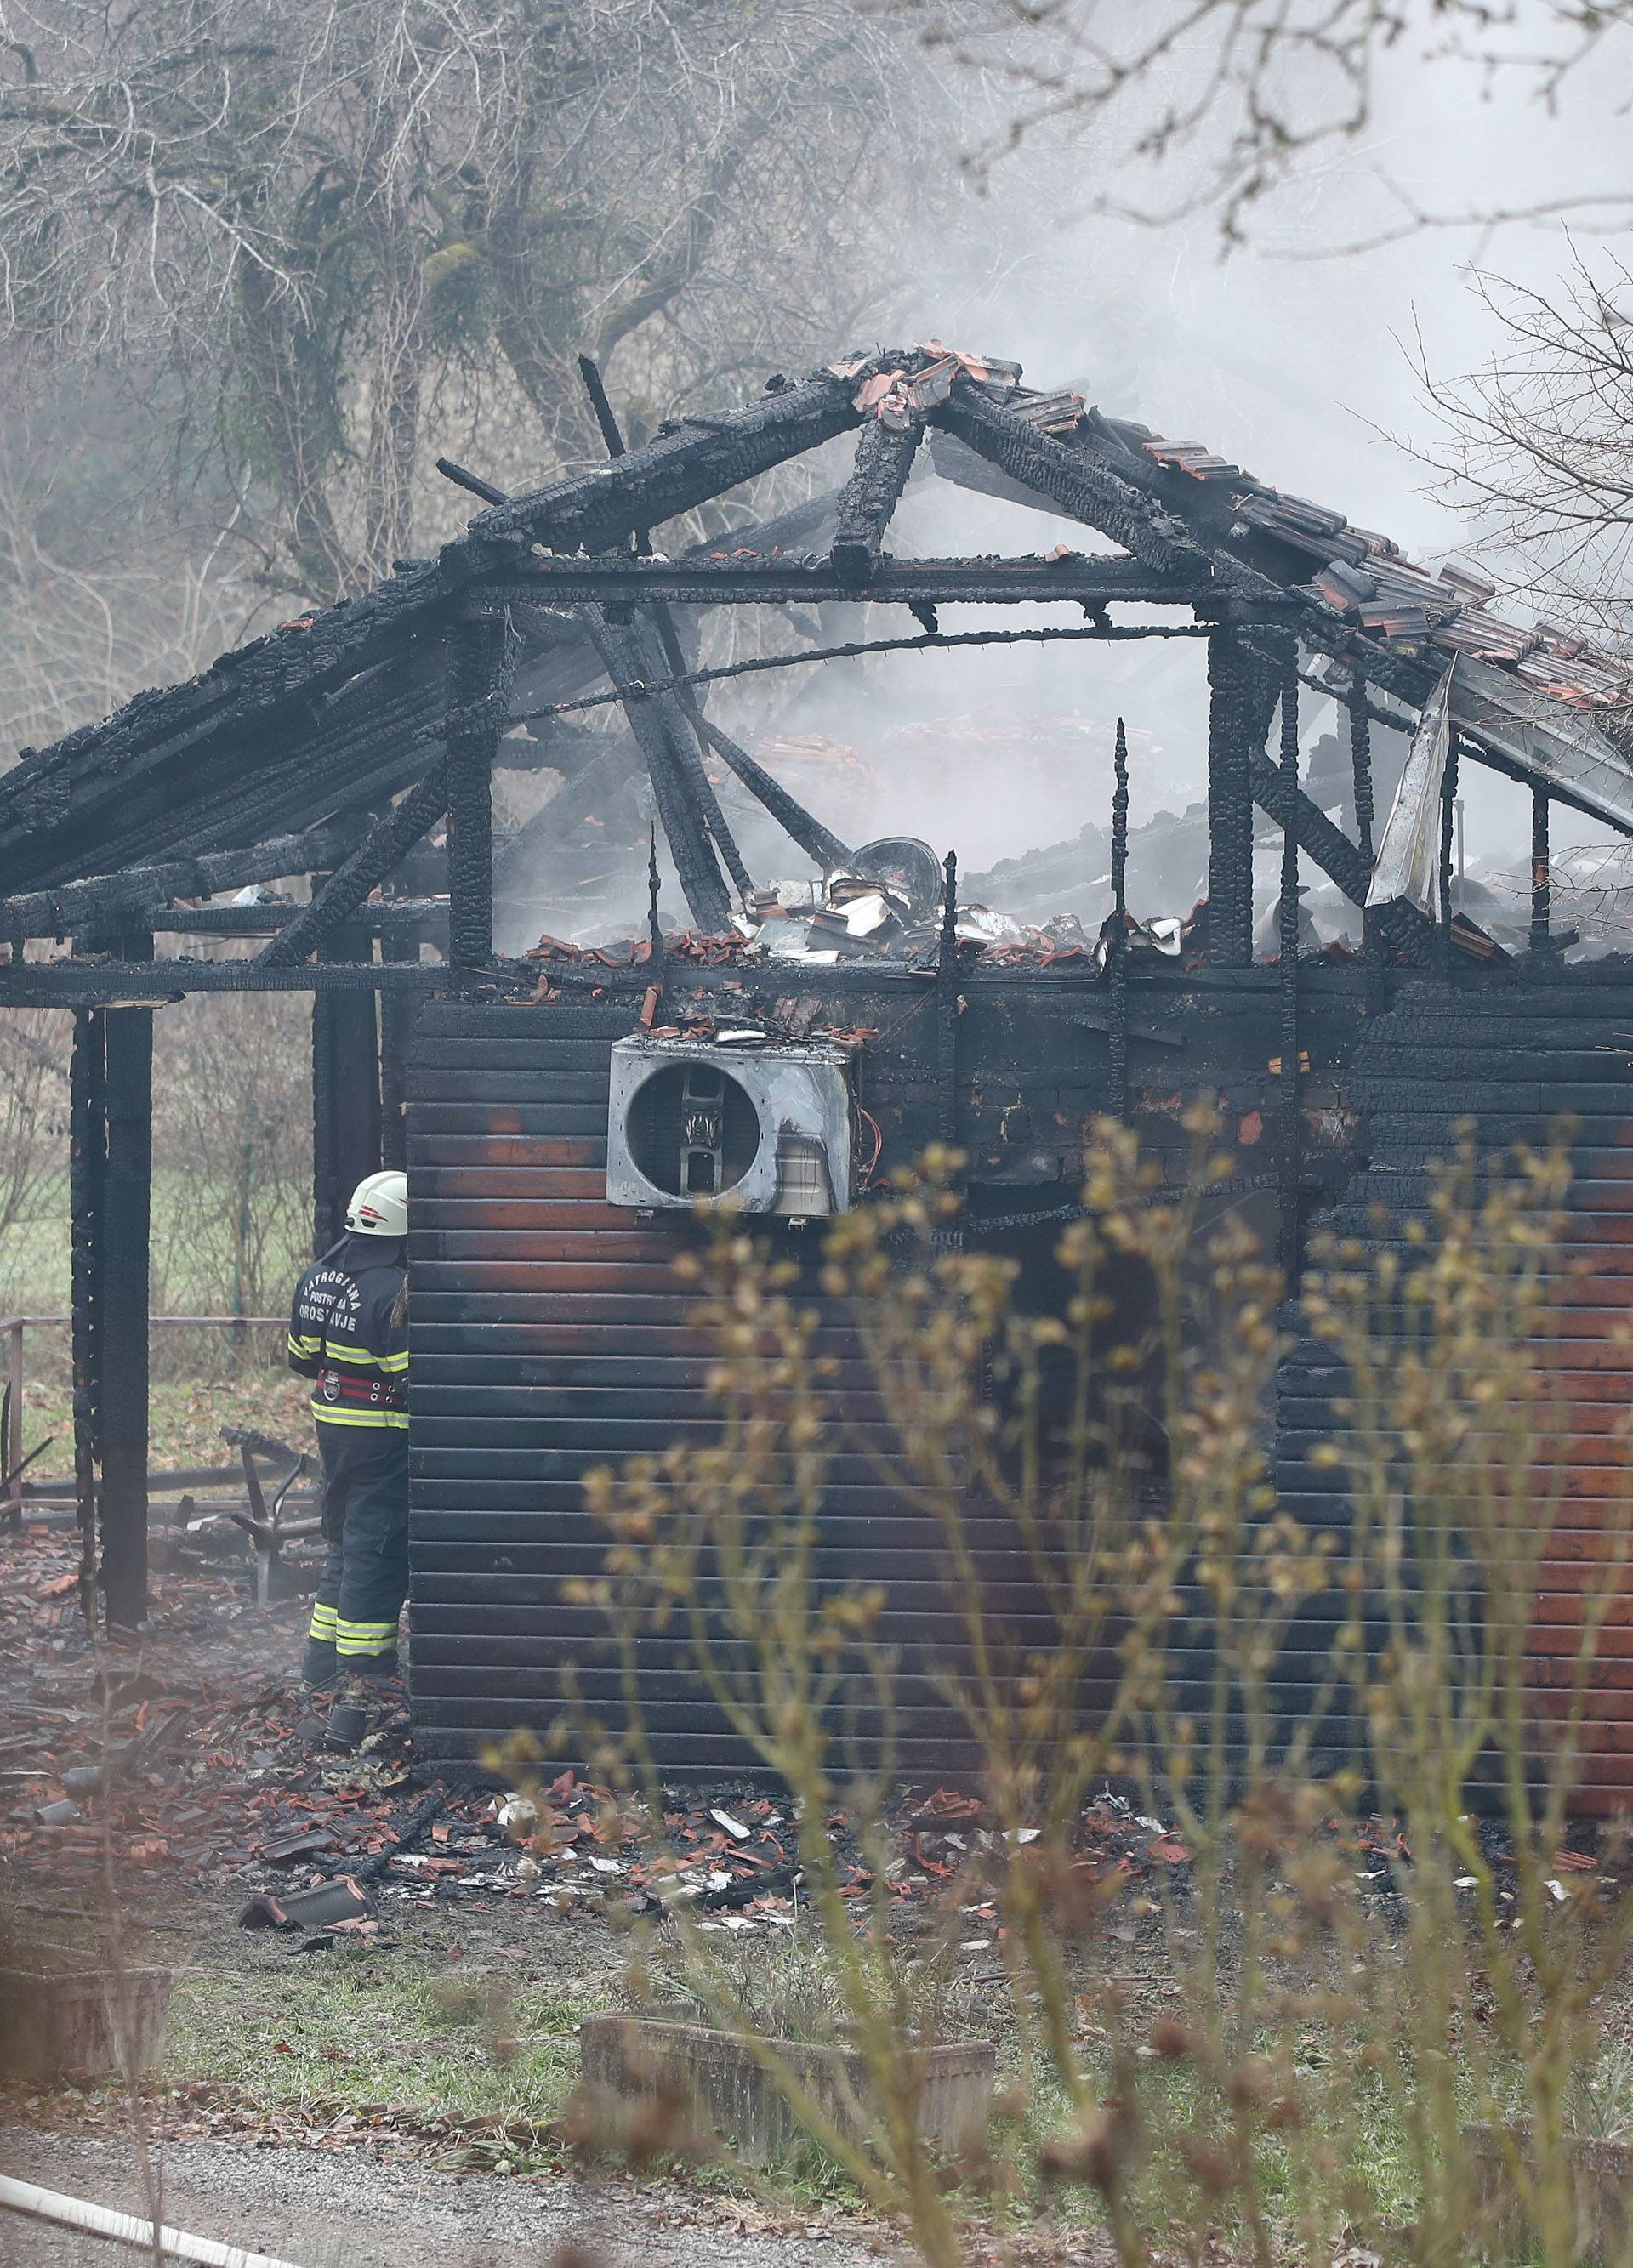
[
  {"x1": 159, "y1": 1950, "x2": 588, "y2": 2134},
  {"x1": 3, "y1": 1166, "x2": 316, "y2": 1481},
  {"x1": 1, "y1": 1168, "x2": 308, "y2": 1318},
  {"x1": 16, "y1": 1357, "x2": 313, "y2": 1483}
]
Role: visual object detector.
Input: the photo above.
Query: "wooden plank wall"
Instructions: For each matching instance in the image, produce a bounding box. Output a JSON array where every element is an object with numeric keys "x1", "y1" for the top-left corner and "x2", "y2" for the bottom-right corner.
[{"x1": 1277, "y1": 969, "x2": 1633, "y2": 1814}]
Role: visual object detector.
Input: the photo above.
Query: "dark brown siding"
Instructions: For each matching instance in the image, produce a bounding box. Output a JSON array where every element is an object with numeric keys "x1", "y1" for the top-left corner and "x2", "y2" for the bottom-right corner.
[{"x1": 1277, "y1": 971, "x2": 1633, "y2": 1814}]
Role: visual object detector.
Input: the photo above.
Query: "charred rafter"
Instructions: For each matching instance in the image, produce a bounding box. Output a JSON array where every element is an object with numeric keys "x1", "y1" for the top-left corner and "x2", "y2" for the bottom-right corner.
[
  {"x1": 930, "y1": 380, "x2": 1198, "y2": 573},
  {"x1": 830, "y1": 418, "x2": 922, "y2": 585}
]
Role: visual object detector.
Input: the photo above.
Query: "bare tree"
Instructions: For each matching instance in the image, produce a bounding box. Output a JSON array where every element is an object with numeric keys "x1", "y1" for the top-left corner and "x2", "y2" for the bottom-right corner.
[
  {"x1": 0, "y1": 1005, "x2": 67, "y2": 1249},
  {"x1": 897, "y1": 0, "x2": 1633, "y2": 244},
  {"x1": 0, "y1": 0, "x2": 951, "y2": 605},
  {"x1": 1409, "y1": 252, "x2": 1633, "y2": 642}
]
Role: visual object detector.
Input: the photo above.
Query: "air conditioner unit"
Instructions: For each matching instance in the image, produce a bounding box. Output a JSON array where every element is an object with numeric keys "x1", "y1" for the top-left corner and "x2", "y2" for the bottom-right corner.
[{"x1": 606, "y1": 1035, "x2": 854, "y2": 1215}]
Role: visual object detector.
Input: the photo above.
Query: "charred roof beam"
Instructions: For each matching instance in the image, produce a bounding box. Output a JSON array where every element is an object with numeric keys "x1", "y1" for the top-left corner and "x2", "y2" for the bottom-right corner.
[
  {"x1": 464, "y1": 557, "x2": 1210, "y2": 609},
  {"x1": 0, "y1": 821, "x2": 364, "y2": 943},
  {"x1": 446, "y1": 373, "x2": 864, "y2": 573},
  {"x1": 930, "y1": 380, "x2": 1201, "y2": 573},
  {"x1": 831, "y1": 418, "x2": 923, "y2": 585}
]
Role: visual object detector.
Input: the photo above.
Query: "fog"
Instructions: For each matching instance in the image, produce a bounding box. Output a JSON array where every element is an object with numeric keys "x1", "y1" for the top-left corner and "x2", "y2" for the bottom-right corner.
[{"x1": 564, "y1": 16, "x2": 1633, "y2": 952}]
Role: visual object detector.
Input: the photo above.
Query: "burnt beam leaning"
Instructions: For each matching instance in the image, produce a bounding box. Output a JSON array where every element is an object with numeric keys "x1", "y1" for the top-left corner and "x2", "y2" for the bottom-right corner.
[
  {"x1": 581, "y1": 606, "x2": 736, "y2": 931},
  {"x1": 443, "y1": 373, "x2": 864, "y2": 570},
  {"x1": 253, "y1": 770, "x2": 452, "y2": 969},
  {"x1": 930, "y1": 378, "x2": 1198, "y2": 571},
  {"x1": 685, "y1": 711, "x2": 854, "y2": 876}
]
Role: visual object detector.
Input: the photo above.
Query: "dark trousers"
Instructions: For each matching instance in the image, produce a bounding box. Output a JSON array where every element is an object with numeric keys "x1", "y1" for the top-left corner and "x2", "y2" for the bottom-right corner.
[{"x1": 306, "y1": 1424, "x2": 410, "y2": 1663}]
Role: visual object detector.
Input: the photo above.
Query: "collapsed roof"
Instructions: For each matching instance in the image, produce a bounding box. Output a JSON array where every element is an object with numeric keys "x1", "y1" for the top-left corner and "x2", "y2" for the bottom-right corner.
[{"x1": 3, "y1": 339, "x2": 1629, "y2": 933}]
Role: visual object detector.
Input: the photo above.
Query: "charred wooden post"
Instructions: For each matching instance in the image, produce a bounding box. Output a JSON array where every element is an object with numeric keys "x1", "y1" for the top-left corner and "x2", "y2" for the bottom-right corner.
[
  {"x1": 646, "y1": 825, "x2": 667, "y2": 975},
  {"x1": 583, "y1": 606, "x2": 734, "y2": 931},
  {"x1": 1206, "y1": 632, "x2": 1255, "y2": 964},
  {"x1": 1110, "y1": 717, "x2": 1130, "y2": 1121},
  {"x1": 1347, "y1": 681, "x2": 1376, "y2": 865},
  {"x1": 100, "y1": 933, "x2": 153, "y2": 1629},
  {"x1": 447, "y1": 618, "x2": 506, "y2": 973},
  {"x1": 1277, "y1": 651, "x2": 1302, "y2": 1288},
  {"x1": 311, "y1": 924, "x2": 383, "y2": 1252},
  {"x1": 69, "y1": 1008, "x2": 105, "y2": 1617},
  {"x1": 1532, "y1": 784, "x2": 1552, "y2": 957},
  {"x1": 378, "y1": 929, "x2": 418, "y2": 1173},
  {"x1": 938, "y1": 850, "x2": 960, "y2": 1149},
  {"x1": 1437, "y1": 736, "x2": 1460, "y2": 978},
  {"x1": 831, "y1": 418, "x2": 921, "y2": 584}
]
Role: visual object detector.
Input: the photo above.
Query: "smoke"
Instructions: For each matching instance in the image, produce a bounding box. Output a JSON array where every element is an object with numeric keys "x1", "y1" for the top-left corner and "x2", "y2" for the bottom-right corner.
[{"x1": 512, "y1": 13, "x2": 1633, "y2": 944}]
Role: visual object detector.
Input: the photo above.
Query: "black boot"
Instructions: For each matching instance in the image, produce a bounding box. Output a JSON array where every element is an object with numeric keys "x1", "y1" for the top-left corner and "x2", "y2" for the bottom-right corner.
[
  {"x1": 300, "y1": 1638, "x2": 341, "y2": 1692},
  {"x1": 341, "y1": 1650, "x2": 401, "y2": 1689}
]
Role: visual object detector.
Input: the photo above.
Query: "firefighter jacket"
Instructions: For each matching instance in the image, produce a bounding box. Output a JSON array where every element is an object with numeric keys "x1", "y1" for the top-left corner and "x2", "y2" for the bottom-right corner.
[{"x1": 287, "y1": 1234, "x2": 409, "y2": 1431}]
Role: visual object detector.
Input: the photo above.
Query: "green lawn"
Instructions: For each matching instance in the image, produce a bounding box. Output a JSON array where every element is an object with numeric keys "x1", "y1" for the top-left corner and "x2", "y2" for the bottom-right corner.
[{"x1": 160, "y1": 1950, "x2": 589, "y2": 2144}]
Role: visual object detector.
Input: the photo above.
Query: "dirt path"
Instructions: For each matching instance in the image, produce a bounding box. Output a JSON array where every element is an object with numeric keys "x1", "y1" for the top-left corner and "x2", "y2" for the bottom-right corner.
[{"x1": 0, "y1": 2127, "x2": 890, "y2": 2268}]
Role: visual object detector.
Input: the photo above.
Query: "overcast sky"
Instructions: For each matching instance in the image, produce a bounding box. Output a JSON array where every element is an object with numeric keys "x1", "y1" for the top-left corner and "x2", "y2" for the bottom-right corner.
[{"x1": 740, "y1": 8, "x2": 1633, "y2": 896}]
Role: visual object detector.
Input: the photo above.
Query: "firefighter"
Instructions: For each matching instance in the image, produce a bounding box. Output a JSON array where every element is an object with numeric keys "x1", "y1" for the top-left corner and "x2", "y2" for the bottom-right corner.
[{"x1": 287, "y1": 1170, "x2": 410, "y2": 1691}]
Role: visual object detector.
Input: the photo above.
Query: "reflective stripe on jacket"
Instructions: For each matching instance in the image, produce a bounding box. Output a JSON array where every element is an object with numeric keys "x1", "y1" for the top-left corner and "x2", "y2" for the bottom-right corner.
[{"x1": 287, "y1": 1233, "x2": 409, "y2": 1430}]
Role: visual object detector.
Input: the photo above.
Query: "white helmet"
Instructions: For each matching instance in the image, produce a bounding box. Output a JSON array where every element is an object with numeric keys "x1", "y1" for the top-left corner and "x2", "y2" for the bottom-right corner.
[{"x1": 346, "y1": 1169, "x2": 408, "y2": 1237}]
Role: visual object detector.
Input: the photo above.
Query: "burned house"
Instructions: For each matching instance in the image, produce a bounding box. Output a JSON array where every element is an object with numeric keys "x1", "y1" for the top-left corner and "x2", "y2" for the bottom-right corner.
[{"x1": 4, "y1": 342, "x2": 1633, "y2": 1799}]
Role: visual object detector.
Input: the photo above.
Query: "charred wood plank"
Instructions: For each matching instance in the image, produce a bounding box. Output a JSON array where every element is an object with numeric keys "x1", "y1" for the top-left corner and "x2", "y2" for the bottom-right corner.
[
  {"x1": 830, "y1": 419, "x2": 921, "y2": 584},
  {"x1": 0, "y1": 960, "x2": 448, "y2": 1005},
  {"x1": 151, "y1": 900, "x2": 445, "y2": 937},
  {"x1": 469, "y1": 555, "x2": 1210, "y2": 611}
]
